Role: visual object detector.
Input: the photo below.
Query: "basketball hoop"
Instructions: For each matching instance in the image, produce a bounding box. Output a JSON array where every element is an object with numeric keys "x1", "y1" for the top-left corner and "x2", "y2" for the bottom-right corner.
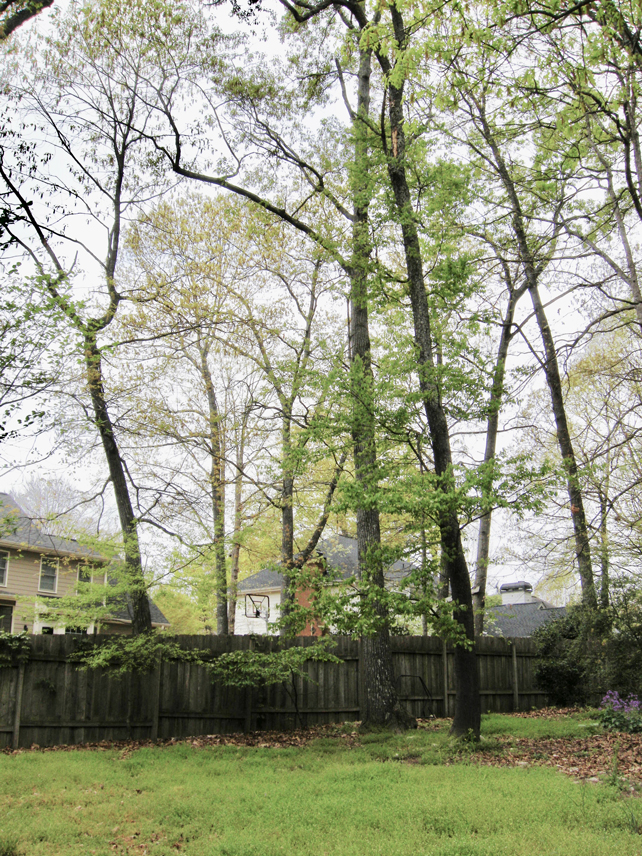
[{"x1": 245, "y1": 594, "x2": 270, "y2": 620}]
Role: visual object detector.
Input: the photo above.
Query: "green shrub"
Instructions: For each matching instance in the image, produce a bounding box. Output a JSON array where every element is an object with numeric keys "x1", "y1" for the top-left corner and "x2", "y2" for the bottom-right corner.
[{"x1": 533, "y1": 596, "x2": 642, "y2": 706}]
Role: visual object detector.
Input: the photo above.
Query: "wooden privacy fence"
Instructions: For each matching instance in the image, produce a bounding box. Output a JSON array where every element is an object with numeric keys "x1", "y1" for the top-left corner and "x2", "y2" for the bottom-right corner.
[{"x1": 0, "y1": 635, "x2": 547, "y2": 749}]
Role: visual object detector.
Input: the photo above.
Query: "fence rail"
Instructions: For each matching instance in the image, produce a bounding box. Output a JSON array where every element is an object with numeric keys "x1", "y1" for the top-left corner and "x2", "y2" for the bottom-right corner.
[{"x1": 0, "y1": 635, "x2": 547, "y2": 749}]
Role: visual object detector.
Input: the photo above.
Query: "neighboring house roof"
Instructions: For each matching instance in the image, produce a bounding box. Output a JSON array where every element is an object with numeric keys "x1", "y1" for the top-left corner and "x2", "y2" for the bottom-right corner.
[
  {"x1": 238, "y1": 534, "x2": 416, "y2": 594},
  {"x1": 0, "y1": 493, "x2": 169, "y2": 628},
  {"x1": 485, "y1": 602, "x2": 567, "y2": 637},
  {"x1": 0, "y1": 493, "x2": 105, "y2": 560},
  {"x1": 105, "y1": 577, "x2": 170, "y2": 628}
]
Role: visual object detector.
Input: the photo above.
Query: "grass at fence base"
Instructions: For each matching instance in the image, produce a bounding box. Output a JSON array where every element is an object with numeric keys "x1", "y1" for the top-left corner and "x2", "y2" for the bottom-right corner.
[{"x1": 0, "y1": 712, "x2": 639, "y2": 856}]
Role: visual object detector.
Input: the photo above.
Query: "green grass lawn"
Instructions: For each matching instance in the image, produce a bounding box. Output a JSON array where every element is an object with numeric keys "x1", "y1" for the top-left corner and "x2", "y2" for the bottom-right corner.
[{"x1": 1, "y1": 714, "x2": 640, "y2": 856}]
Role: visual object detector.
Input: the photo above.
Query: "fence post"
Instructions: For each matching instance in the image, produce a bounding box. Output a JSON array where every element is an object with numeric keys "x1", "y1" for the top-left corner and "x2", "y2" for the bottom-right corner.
[
  {"x1": 150, "y1": 658, "x2": 162, "y2": 741},
  {"x1": 512, "y1": 643, "x2": 519, "y2": 711},
  {"x1": 12, "y1": 662, "x2": 25, "y2": 751},
  {"x1": 442, "y1": 640, "x2": 449, "y2": 717}
]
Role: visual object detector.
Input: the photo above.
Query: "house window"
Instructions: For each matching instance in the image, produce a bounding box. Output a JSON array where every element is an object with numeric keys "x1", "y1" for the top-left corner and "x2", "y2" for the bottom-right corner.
[
  {"x1": 65, "y1": 627, "x2": 87, "y2": 635},
  {"x1": 0, "y1": 551, "x2": 7, "y2": 586},
  {"x1": 39, "y1": 558, "x2": 59, "y2": 593},
  {"x1": 78, "y1": 566, "x2": 92, "y2": 584},
  {"x1": 41, "y1": 626, "x2": 54, "y2": 635},
  {"x1": 0, "y1": 604, "x2": 12, "y2": 633}
]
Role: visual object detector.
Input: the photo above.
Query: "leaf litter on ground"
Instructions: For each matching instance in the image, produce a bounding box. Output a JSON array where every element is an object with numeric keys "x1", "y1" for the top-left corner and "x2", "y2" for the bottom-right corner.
[{"x1": 3, "y1": 706, "x2": 641, "y2": 787}]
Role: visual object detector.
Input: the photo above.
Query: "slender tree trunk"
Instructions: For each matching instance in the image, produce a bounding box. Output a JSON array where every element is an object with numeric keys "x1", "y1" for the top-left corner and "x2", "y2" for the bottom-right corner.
[
  {"x1": 378, "y1": 10, "x2": 480, "y2": 737},
  {"x1": 598, "y1": 447, "x2": 610, "y2": 608},
  {"x1": 279, "y1": 412, "x2": 296, "y2": 634},
  {"x1": 598, "y1": 490, "x2": 610, "y2": 608},
  {"x1": 473, "y1": 282, "x2": 525, "y2": 635},
  {"x1": 526, "y1": 284, "x2": 597, "y2": 607},
  {"x1": 477, "y1": 110, "x2": 598, "y2": 609},
  {"x1": 420, "y1": 525, "x2": 429, "y2": 636},
  {"x1": 85, "y1": 336, "x2": 152, "y2": 634},
  {"x1": 351, "y1": 44, "x2": 411, "y2": 730},
  {"x1": 200, "y1": 347, "x2": 228, "y2": 635},
  {"x1": 0, "y1": 157, "x2": 153, "y2": 635},
  {"x1": 228, "y1": 408, "x2": 248, "y2": 634}
]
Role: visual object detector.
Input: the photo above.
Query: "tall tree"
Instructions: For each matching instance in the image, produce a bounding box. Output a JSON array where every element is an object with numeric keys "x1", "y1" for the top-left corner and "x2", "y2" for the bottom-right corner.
[
  {"x1": 0, "y1": 1, "x2": 190, "y2": 631},
  {"x1": 125, "y1": 193, "x2": 348, "y2": 634},
  {"x1": 136, "y1": 6, "x2": 415, "y2": 726},
  {"x1": 420, "y1": 15, "x2": 598, "y2": 608}
]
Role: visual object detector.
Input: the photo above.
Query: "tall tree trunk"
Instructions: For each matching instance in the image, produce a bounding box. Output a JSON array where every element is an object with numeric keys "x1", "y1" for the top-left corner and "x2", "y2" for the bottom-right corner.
[
  {"x1": 279, "y1": 412, "x2": 296, "y2": 635},
  {"x1": 351, "y1": 44, "x2": 411, "y2": 730},
  {"x1": 199, "y1": 347, "x2": 228, "y2": 635},
  {"x1": 473, "y1": 280, "x2": 525, "y2": 635},
  {"x1": 228, "y1": 406, "x2": 249, "y2": 634},
  {"x1": 476, "y1": 108, "x2": 598, "y2": 609},
  {"x1": 85, "y1": 336, "x2": 152, "y2": 634},
  {"x1": 378, "y1": 8, "x2": 480, "y2": 737},
  {"x1": 598, "y1": 448, "x2": 610, "y2": 608},
  {"x1": 526, "y1": 284, "x2": 597, "y2": 607}
]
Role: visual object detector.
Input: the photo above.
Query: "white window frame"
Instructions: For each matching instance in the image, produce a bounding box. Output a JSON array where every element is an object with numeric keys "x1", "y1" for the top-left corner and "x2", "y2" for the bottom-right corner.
[
  {"x1": 39, "y1": 557, "x2": 59, "y2": 594},
  {"x1": 0, "y1": 550, "x2": 8, "y2": 587}
]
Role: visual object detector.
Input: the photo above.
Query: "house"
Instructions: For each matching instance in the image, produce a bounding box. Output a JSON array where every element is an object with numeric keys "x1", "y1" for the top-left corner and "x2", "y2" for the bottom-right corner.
[
  {"x1": 235, "y1": 534, "x2": 416, "y2": 636},
  {"x1": 0, "y1": 493, "x2": 169, "y2": 635},
  {"x1": 484, "y1": 580, "x2": 566, "y2": 637}
]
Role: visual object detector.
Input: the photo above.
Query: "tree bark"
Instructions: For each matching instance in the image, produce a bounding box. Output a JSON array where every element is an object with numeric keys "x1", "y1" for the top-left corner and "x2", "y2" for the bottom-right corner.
[
  {"x1": 475, "y1": 105, "x2": 598, "y2": 609},
  {"x1": 598, "y1": 479, "x2": 610, "y2": 609},
  {"x1": 377, "y1": 7, "x2": 480, "y2": 737},
  {"x1": 351, "y1": 44, "x2": 413, "y2": 731},
  {"x1": 85, "y1": 336, "x2": 152, "y2": 634},
  {"x1": 473, "y1": 279, "x2": 525, "y2": 635},
  {"x1": 199, "y1": 345, "x2": 228, "y2": 635},
  {"x1": 526, "y1": 284, "x2": 597, "y2": 607},
  {"x1": 228, "y1": 406, "x2": 249, "y2": 634},
  {"x1": 279, "y1": 418, "x2": 296, "y2": 634},
  {"x1": 0, "y1": 0, "x2": 53, "y2": 41}
]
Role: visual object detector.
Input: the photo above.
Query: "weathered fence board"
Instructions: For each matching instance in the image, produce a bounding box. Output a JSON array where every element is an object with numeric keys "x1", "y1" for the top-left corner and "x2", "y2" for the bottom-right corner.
[{"x1": 0, "y1": 635, "x2": 547, "y2": 749}]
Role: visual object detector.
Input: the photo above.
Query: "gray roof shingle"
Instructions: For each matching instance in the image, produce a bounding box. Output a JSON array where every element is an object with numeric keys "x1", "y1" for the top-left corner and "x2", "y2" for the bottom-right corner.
[
  {"x1": 238, "y1": 534, "x2": 415, "y2": 593},
  {"x1": 485, "y1": 602, "x2": 566, "y2": 637},
  {"x1": 0, "y1": 493, "x2": 105, "y2": 560},
  {"x1": 0, "y1": 493, "x2": 169, "y2": 628},
  {"x1": 105, "y1": 577, "x2": 170, "y2": 627}
]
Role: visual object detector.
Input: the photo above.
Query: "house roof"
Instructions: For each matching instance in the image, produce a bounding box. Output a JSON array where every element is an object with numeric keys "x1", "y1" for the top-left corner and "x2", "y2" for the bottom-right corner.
[
  {"x1": 0, "y1": 493, "x2": 106, "y2": 561},
  {"x1": 0, "y1": 493, "x2": 169, "y2": 628},
  {"x1": 105, "y1": 577, "x2": 170, "y2": 628},
  {"x1": 485, "y1": 602, "x2": 566, "y2": 637},
  {"x1": 238, "y1": 534, "x2": 416, "y2": 594}
]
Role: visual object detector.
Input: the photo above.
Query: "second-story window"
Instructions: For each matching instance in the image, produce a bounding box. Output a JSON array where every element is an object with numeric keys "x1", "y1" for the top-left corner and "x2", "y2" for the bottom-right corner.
[
  {"x1": 39, "y1": 558, "x2": 59, "y2": 593},
  {"x1": 0, "y1": 551, "x2": 7, "y2": 586}
]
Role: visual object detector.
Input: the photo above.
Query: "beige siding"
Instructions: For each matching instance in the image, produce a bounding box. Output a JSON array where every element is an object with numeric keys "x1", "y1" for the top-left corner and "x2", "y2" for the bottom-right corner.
[
  {"x1": 0, "y1": 548, "x2": 83, "y2": 598},
  {"x1": 0, "y1": 547, "x2": 107, "y2": 635},
  {"x1": 98, "y1": 622, "x2": 133, "y2": 636}
]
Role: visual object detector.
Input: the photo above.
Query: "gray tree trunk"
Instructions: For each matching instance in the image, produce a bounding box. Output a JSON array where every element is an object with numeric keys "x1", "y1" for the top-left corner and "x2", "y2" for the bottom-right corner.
[{"x1": 377, "y1": 7, "x2": 480, "y2": 737}]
